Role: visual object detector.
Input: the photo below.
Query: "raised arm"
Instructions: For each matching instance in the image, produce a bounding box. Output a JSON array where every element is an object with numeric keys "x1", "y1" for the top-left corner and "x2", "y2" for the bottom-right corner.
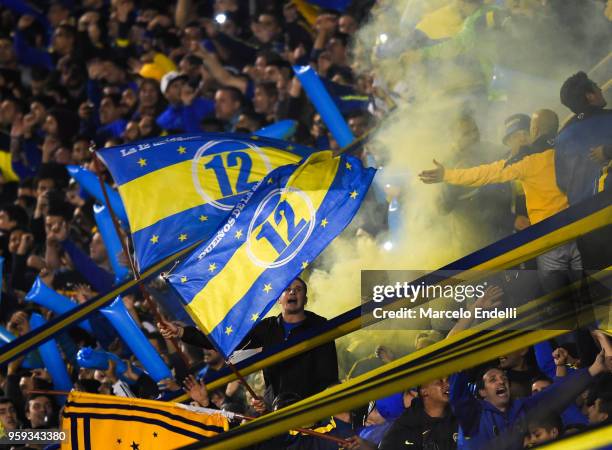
[{"x1": 419, "y1": 158, "x2": 521, "y2": 187}]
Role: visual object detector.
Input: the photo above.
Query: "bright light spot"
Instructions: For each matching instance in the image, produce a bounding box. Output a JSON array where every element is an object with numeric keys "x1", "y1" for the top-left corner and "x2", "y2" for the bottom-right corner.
[
  {"x1": 379, "y1": 33, "x2": 388, "y2": 44},
  {"x1": 215, "y1": 13, "x2": 227, "y2": 25},
  {"x1": 383, "y1": 241, "x2": 393, "y2": 251}
]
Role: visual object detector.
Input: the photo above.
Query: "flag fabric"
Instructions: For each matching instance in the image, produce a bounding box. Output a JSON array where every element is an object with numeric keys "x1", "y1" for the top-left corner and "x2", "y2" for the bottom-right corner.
[
  {"x1": 167, "y1": 151, "x2": 376, "y2": 357},
  {"x1": 60, "y1": 391, "x2": 229, "y2": 450},
  {"x1": 98, "y1": 133, "x2": 314, "y2": 271},
  {"x1": 304, "y1": 0, "x2": 351, "y2": 12}
]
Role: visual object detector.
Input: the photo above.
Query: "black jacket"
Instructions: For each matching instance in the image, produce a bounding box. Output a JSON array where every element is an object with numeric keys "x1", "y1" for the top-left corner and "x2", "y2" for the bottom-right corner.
[
  {"x1": 379, "y1": 398, "x2": 457, "y2": 450},
  {"x1": 181, "y1": 311, "x2": 338, "y2": 401}
]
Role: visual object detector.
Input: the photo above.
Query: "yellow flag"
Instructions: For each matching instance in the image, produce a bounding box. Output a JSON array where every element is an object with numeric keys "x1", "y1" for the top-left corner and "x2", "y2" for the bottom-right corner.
[{"x1": 60, "y1": 392, "x2": 228, "y2": 450}]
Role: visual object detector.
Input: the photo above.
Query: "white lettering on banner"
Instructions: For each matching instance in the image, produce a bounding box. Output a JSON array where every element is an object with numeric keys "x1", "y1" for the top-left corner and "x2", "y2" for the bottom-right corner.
[
  {"x1": 196, "y1": 181, "x2": 262, "y2": 261},
  {"x1": 118, "y1": 135, "x2": 199, "y2": 158}
]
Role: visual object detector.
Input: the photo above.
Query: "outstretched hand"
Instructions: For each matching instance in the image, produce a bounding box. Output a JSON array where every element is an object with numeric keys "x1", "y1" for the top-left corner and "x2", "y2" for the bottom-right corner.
[
  {"x1": 418, "y1": 159, "x2": 445, "y2": 184},
  {"x1": 183, "y1": 374, "x2": 210, "y2": 407}
]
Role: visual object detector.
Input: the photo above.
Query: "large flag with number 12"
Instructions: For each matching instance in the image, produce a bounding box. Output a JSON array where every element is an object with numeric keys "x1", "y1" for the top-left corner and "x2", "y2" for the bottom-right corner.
[
  {"x1": 166, "y1": 151, "x2": 375, "y2": 357},
  {"x1": 98, "y1": 133, "x2": 314, "y2": 270}
]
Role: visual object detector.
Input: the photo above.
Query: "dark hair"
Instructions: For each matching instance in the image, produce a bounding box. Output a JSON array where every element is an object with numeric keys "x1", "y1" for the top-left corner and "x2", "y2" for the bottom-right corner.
[
  {"x1": 217, "y1": 86, "x2": 244, "y2": 106},
  {"x1": 1, "y1": 95, "x2": 27, "y2": 114},
  {"x1": 56, "y1": 23, "x2": 77, "y2": 39},
  {"x1": 101, "y1": 93, "x2": 121, "y2": 107},
  {"x1": 31, "y1": 67, "x2": 50, "y2": 82},
  {"x1": 0, "y1": 204, "x2": 29, "y2": 229},
  {"x1": 74, "y1": 379, "x2": 101, "y2": 394},
  {"x1": 586, "y1": 373, "x2": 612, "y2": 413},
  {"x1": 30, "y1": 95, "x2": 55, "y2": 110},
  {"x1": 236, "y1": 111, "x2": 266, "y2": 131},
  {"x1": 200, "y1": 117, "x2": 226, "y2": 133},
  {"x1": 527, "y1": 413, "x2": 563, "y2": 434},
  {"x1": 185, "y1": 54, "x2": 203, "y2": 67},
  {"x1": 266, "y1": 59, "x2": 292, "y2": 72},
  {"x1": 36, "y1": 163, "x2": 70, "y2": 190},
  {"x1": 19, "y1": 177, "x2": 36, "y2": 189},
  {"x1": 185, "y1": 20, "x2": 201, "y2": 29},
  {"x1": 0, "y1": 396, "x2": 17, "y2": 408},
  {"x1": 46, "y1": 192, "x2": 74, "y2": 221},
  {"x1": 476, "y1": 366, "x2": 504, "y2": 391},
  {"x1": 560, "y1": 71, "x2": 598, "y2": 114},
  {"x1": 330, "y1": 32, "x2": 349, "y2": 48},
  {"x1": 328, "y1": 65, "x2": 354, "y2": 84},
  {"x1": 255, "y1": 81, "x2": 278, "y2": 99},
  {"x1": 295, "y1": 277, "x2": 307, "y2": 296},
  {"x1": 255, "y1": 50, "x2": 283, "y2": 65},
  {"x1": 182, "y1": 342, "x2": 204, "y2": 363},
  {"x1": 72, "y1": 134, "x2": 93, "y2": 145},
  {"x1": 46, "y1": 108, "x2": 80, "y2": 147},
  {"x1": 530, "y1": 375, "x2": 553, "y2": 386}
]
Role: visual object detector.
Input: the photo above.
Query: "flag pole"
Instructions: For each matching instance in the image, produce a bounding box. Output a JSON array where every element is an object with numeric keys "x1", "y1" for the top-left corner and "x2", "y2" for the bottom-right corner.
[
  {"x1": 236, "y1": 412, "x2": 352, "y2": 446},
  {"x1": 89, "y1": 144, "x2": 191, "y2": 367},
  {"x1": 202, "y1": 333, "x2": 264, "y2": 403}
]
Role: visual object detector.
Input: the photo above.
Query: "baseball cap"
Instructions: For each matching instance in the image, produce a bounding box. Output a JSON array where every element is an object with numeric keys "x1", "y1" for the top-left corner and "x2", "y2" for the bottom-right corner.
[
  {"x1": 502, "y1": 113, "x2": 530, "y2": 144},
  {"x1": 160, "y1": 71, "x2": 188, "y2": 94}
]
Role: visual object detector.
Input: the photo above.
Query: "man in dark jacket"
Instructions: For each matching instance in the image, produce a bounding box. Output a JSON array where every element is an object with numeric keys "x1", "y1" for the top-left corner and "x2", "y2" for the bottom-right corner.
[
  {"x1": 379, "y1": 378, "x2": 457, "y2": 450},
  {"x1": 450, "y1": 351, "x2": 610, "y2": 450},
  {"x1": 157, "y1": 278, "x2": 338, "y2": 408},
  {"x1": 556, "y1": 72, "x2": 612, "y2": 270},
  {"x1": 556, "y1": 71, "x2": 612, "y2": 206}
]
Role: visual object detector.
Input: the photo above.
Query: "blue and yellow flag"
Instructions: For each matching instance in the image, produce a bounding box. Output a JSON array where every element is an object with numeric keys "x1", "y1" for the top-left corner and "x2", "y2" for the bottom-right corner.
[
  {"x1": 305, "y1": 0, "x2": 351, "y2": 12},
  {"x1": 167, "y1": 151, "x2": 375, "y2": 357},
  {"x1": 61, "y1": 391, "x2": 229, "y2": 450},
  {"x1": 98, "y1": 133, "x2": 314, "y2": 270}
]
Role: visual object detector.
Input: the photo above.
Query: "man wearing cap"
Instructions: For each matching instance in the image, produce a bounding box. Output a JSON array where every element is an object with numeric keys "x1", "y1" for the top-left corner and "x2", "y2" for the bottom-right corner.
[
  {"x1": 502, "y1": 114, "x2": 532, "y2": 231},
  {"x1": 419, "y1": 110, "x2": 579, "y2": 290},
  {"x1": 156, "y1": 71, "x2": 214, "y2": 133},
  {"x1": 420, "y1": 109, "x2": 568, "y2": 229}
]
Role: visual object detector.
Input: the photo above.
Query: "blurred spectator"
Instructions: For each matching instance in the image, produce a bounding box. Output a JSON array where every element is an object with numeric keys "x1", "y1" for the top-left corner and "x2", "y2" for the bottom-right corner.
[
  {"x1": 450, "y1": 352, "x2": 609, "y2": 449},
  {"x1": 379, "y1": 378, "x2": 457, "y2": 450},
  {"x1": 557, "y1": 72, "x2": 612, "y2": 205},
  {"x1": 524, "y1": 414, "x2": 563, "y2": 447},
  {"x1": 434, "y1": 113, "x2": 512, "y2": 254},
  {"x1": 556, "y1": 72, "x2": 612, "y2": 272}
]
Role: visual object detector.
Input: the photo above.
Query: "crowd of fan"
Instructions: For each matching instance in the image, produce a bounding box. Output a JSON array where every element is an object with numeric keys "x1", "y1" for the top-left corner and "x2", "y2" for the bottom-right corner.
[{"x1": 0, "y1": 0, "x2": 611, "y2": 449}]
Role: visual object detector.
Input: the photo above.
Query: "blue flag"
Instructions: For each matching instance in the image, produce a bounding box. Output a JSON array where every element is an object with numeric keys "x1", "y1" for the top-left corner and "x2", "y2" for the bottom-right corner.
[
  {"x1": 166, "y1": 151, "x2": 375, "y2": 357},
  {"x1": 98, "y1": 133, "x2": 314, "y2": 271},
  {"x1": 306, "y1": 0, "x2": 351, "y2": 12}
]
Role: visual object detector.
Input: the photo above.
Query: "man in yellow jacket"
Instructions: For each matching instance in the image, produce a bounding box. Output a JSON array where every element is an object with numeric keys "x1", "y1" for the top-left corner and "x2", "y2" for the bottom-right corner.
[{"x1": 419, "y1": 109, "x2": 581, "y2": 290}]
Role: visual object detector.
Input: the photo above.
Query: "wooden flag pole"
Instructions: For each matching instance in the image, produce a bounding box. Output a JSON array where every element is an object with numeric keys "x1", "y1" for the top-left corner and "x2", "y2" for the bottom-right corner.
[
  {"x1": 89, "y1": 146, "x2": 259, "y2": 402},
  {"x1": 89, "y1": 146, "x2": 190, "y2": 367}
]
